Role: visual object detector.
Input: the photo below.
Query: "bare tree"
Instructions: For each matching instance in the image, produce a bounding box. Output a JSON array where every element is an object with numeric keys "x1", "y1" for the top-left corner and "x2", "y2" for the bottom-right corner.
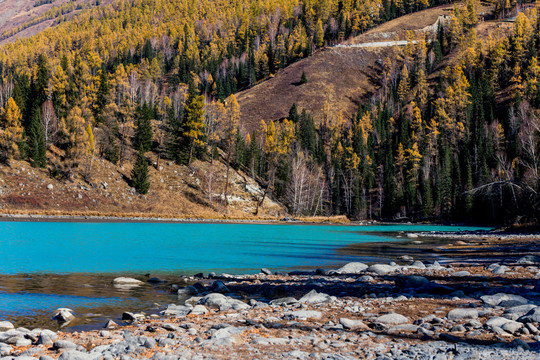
[
  {"x1": 518, "y1": 101, "x2": 540, "y2": 182},
  {"x1": 41, "y1": 100, "x2": 58, "y2": 146}
]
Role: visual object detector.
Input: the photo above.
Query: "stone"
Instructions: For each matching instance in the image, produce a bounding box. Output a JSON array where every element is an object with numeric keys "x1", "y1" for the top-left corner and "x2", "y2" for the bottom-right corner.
[
  {"x1": 252, "y1": 337, "x2": 288, "y2": 345},
  {"x1": 452, "y1": 271, "x2": 471, "y2": 277},
  {"x1": 485, "y1": 316, "x2": 522, "y2": 335},
  {"x1": 339, "y1": 318, "x2": 367, "y2": 330},
  {"x1": 367, "y1": 264, "x2": 395, "y2": 275},
  {"x1": 161, "y1": 304, "x2": 193, "y2": 317},
  {"x1": 492, "y1": 265, "x2": 510, "y2": 275},
  {"x1": 410, "y1": 261, "x2": 426, "y2": 269},
  {"x1": 334, "y1": 262, "x2": 368, "y2": 274},
  {"x1": 284, "y1": 310, "x2": 322, "y2": 320},
  {"x1": 15, "y1": 338, "x2": 32, "y2": 347},
  {"x1": 517, "y1": 255, "x2": 540, "y2": 265},
  {"x1": 0, "y1": 329, "x2": 24, "y2": 344},
  {"x1": 177, "y1": 286, "x2": 198, "y2": 297},
  {"x1": 35, "y1": 330, "x2": 57, "y2": 346},
  {"x1": 502, "y1": 305, "x2": 537, "y2": 320},
  {"x1": 299, "y1": 290, "x2": 335, "y2": 304},
  {"x1": 210, "y1": 281, "x2": 230, "y2": 293},
  {"x1": 161, "y1": 323, "x2": 179, "y2": 331},
  {"x1": 104, "y1": 320, "x2": 118, "y2": 329},
  {"x1": 189, "y1": 305, "x2": 208, "y2": 315},
  {"x1": 450, "y1": 325, "x2": 466, "y2": 332},
  {"x1": 197, "y1": 293, "x2": 249, "y2": 311},
  {"x1": 0, "y1": 322, "x2": 14, "y2": 331},
  {"x1": 112, "y1": 277, "x2": 143, "y2": 286},
  {"x1": 260, "y1": 268, "x2": 272, "y2": 275},
  {"x1": 481, "y1": 293, "x2": 529, "y2": 307},
  {"x1": 143, "y1": 337, "x2": 156, "y2": 349},
  {"x1": 446, "y1": 308, "x2": 478, "y2": 320},
  {"x1": 406, "y1": 233, "x2": 418, "y2": 238},
  {"x1": 358, "y1": 275, "x2": 374, "y2": 282},
  {"x1": 525, "y1": 323, "x2": 538, "y2": 334},
  {"x1": 121, "y1": 312, "x2": 144, "y2": 322},
  {"x1": 387, "y1": 324, "x2": 419, "y2": 334},
  {"x1": 518, "y1": 307, "x2": 540, "y2": 323},
  {"x1": 394, "y1": 275, "x2": 429, "y2": 289},
  {"x1": 53, "y1": 340, "x2": 78, "y2": 350},
  {"x1": 269, "y1": 297, "x2": 298, "y2": 306},
  {"x1": 374, "y1": 313, "x2": 410, "y2": 325},
  {"x1": 58, "y1": 350, "x2": 94, "y2": 360},
  {"x1": 511, "y1": 338, "x2": 530, "y2": 351},
  {"x1": 0, "y1": 344, "x2": 11, "y2": 357},
  {"x1": 52, "y1": 309, "x2": 75, "y2": 323},
  {"x1": 47, "y1": 184, "x2": 54, "y2": 190},
  {"x1": 501, "y1": 321, "x2": 523, "y2": 334}
]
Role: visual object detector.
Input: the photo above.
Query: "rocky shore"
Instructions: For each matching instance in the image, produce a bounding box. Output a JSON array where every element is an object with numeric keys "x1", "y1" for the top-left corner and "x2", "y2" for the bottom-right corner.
[{"x1": 2, "y1": 255, "x2": 540, "y2": 360}]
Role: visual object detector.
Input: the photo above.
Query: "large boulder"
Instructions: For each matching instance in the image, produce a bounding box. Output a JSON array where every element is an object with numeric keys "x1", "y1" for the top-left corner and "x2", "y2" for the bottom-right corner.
[
  {"x1": 333, "y1": 262, "x2": 368, "y2": 274},
  {"x1": 518, "y1": 307, "x2": 540, "y2": 323},
  {"x1": 269, "y1": 297, "x2": 298, "y2": 306},
  {"x1": 197, "y1": 293, "x2": 249, "y2": 311},
  {"x1": 0, "y1": 343, "x2": 12, "y2": 357},
  {"x1": 481, "y1": 293, "x2": 529, "y2": 307},
  {"x1": 485, "y1": 316, "x2": 523, "y2": 334},
  {"x1": 210, "y1": 281, "x2": 230, "y2": 294},
  {"x1": 339, "y1": 318, "x2": 368, "y2": 330},
  {"x1": 0, "y1": 322, "x2": 14, "y2": 331},
  {"x1": 503, "y1": 305, "x2": 537, "y2": 321},
  {"x1": 374, "y1": 313, "x2": 410, "y2": 325},
  {"x1": 298, "y1": 290, "x2": 335, "y2": 304},
  {"x1": 112, "y1": 277, "x2": 144, "y2": 290},
  {"x1": 284, "y1": 310, "x2": 322, "y2": 320},
  {"x1": 52, "y1": 308, "x2": 75, "y2": 323},
  {"x1": 367, "y1": 264, "x2": 395, "y2": 275},
  {"x1": 161, "y1": 304, "x2": 193, "y2": 317},
  {"x1": 177, "y1": 285, "x2": 199, "y2": 297},
  {"x1": 446, "y1": 308, "x2": 478, "y2": 320}
]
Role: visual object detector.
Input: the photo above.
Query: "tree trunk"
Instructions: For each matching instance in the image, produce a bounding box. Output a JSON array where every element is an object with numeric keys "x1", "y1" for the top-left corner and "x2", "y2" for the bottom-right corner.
[
  {"x1": 188, "y1": 140, "x2": 194, "y2": 166},
  {"x1": 223, "y1": 148, "x2": 232, "y2": 208}
]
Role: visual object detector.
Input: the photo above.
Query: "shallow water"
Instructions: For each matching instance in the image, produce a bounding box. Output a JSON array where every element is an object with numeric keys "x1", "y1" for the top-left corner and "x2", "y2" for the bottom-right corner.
[{"x1": 0, "y1": 221, "x2": 487, "y2": 329}]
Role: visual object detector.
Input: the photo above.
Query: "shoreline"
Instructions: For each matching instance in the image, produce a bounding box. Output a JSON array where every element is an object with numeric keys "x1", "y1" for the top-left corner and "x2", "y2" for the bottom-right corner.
[
  {"x1": 0, "y1": 212, "x2": 355, "y2": 225},
  {"x1": 1, "y1": 253, "x2": 539, "y2": 359}
]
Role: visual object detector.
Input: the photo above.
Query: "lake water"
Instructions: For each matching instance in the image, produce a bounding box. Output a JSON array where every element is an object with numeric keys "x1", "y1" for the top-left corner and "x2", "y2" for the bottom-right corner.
[{"x1": 0, "y1": 221, "x2": 487, "y2": 329}]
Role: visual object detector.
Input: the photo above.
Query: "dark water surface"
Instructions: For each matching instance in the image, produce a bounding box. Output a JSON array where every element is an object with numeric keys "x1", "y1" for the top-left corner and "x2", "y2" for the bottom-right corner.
[{"x1": 0, "y1": 221, "x2": 487, "y2": 329}]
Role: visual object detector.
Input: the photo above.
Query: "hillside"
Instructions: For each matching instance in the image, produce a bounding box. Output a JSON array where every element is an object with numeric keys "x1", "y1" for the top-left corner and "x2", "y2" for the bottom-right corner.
[
  {"x1": 236, "y1": 5, "x2": 460, "y2": 129},
  {"x1": 0, "y1": 0, "x2": 111, "y2": 45},
  {"x1": 0, "y1": 153, "x2": 285, "y2": 219}
]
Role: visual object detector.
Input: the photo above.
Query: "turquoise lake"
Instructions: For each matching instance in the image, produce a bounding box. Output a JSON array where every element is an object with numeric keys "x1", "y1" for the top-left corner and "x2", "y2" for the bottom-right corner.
[
  {"x1": 0, "y1": 221, "x2": 487, "y2": 328},
  {"x1": 0, "y1": 222, "x2": 486, "y2": 274}
]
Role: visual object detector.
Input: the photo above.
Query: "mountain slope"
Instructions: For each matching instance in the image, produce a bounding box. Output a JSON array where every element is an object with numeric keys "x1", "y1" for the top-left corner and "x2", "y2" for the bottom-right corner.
[
  {"x1": 0, "y1": 0, "x2": 111, "y2": 45},
  {"x1": 236, "y1": 5, "x2": 457, "y2": 129}
]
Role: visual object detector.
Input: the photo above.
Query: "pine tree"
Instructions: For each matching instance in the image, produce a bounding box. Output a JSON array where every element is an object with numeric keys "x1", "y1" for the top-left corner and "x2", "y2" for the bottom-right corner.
[
  {"x1": 300, "y1": 71, "x2": 308, "y2": 84},
  {"x1": 134, "y1": 104, "x2": 153, "y2": 152},
  {"x1": 28, "y1": 108, "x2": 47, "y2": 168},
  {"x1": 131, "y1": 150, "x2": 150, "y2": 194}
]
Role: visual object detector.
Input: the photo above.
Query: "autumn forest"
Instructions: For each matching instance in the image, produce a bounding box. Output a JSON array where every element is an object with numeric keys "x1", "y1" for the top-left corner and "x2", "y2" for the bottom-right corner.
[{"x1": 0, "y1": 0, "x2": 539, "y2": 224}]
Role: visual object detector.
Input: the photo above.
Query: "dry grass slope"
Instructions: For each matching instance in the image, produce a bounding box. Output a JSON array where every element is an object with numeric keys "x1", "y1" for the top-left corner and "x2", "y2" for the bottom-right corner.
[{"x1": 236, "y1": 5, "x2": 460, "y2": 130}]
